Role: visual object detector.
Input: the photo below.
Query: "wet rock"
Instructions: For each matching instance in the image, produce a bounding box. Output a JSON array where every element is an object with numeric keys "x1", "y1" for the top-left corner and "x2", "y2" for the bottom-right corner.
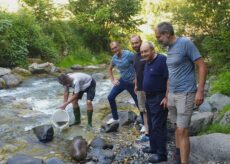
[
  {"x1": 7, "y1": 154, "x2": 43, "y2": 164},
  {"x1": 115, "y1": 146, "x2": 138, "y2": 161},
  {"x1": 190, "y1": 112, "x2": 213, "y2": 135},
  {"x1": 0, "y1": 67, "x2": 11, "y2": 76},
  {"x1": 190, "y1": 133, "x2": 230, "y2": 162},
  {"x1": 29, "y1": 62, "x2": 57, "y2": 74},
  {"x1": 12, "y1": 67, "x2": 31, "y2": 76},
  {"x1": 2, "y1": 74, "x2": 22, "y2": 88},
  {"x1": 104, "y1": 111, "x2": 137, "y2": 126},
  {"x1": 209, "y1": 93, "x2": 230, "y2": 111},
  {"x1": 220, "y1": 110, "x2": 230, "y2": 125},
  {"x1": 198, "y1": 100, "x2": 212, "y2": 112},
  {"x1": 92, "y1": 73, "x2": 106, "y2": 81},
  {"x1": 45, "y1": 157, "x2": 65, "y2": 164},
  {"x1": 90, "y1": 137, "x2": 113, "y2": 149},
  {"x1": 70, "y1": 64, "x2": 84, "y2": 70},
  {"x1": 33, "y1": 125, "x2": 54, "y2": 143},
  {"x1": 71, "y1": 64, "x2": 107, "y2": 70},
  {"x1": 101, "y1": 122, "x2": 119, "y2": 133},
  {"x1": 88, "y1": 148, "x2": 115, "y2": 164},
  {"x1": 70, "y1": 136, "x2": 88, "y2": 162},
  {"x1": 0, "y1": 77, "x2": 6, "y2": 89}
]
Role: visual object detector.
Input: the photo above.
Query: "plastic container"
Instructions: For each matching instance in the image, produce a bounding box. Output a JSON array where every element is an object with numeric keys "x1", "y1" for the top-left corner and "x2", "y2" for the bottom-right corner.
[{"x1": 51, "y1": 110, "x2": 70, "y2": 130}]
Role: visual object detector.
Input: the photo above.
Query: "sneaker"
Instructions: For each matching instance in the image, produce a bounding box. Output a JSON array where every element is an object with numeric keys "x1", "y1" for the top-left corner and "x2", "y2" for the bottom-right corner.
[
  {"x1": 140, "y1": 126, "x2": 145, "y2": 133},
  {"x1": 136, "y1": 134, "x2": 149, "y2": 143},
  {"x1": 106, "y1": 118, "x2": 119, "y2": 124}
]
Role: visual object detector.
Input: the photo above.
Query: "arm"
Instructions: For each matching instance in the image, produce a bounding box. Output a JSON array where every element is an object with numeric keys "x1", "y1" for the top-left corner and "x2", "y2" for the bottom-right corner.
[
  {"x1": 194, "y1": 58, "x2": 207, "y2": 106},
  {"x1": 160, "y1": 80, "x2": 169, "y2": 109},
  {"x1": 63, "y1": 87, "x2": 69, "y2": 103},
  {"x1": 134, "y1": 76, "x2": 138, "y2": 93},
  {"x1": 59, "y1": 93, "x2": 79, "y2": 110},
  {"x1": 108, "y1": 63, "x2": 119, "y2": 86}
]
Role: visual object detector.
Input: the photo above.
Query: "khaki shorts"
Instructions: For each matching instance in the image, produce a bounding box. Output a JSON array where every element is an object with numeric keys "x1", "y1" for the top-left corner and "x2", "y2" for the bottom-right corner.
[
  {"x1": 136, "y1": 91, "x2": 147, "y2": 112},
  {"x1": 168, "y1": 92, "x2": 195, "y2": 128}
]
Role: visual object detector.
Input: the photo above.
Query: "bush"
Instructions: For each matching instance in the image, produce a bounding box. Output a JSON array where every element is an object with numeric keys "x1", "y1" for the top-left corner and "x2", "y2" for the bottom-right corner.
[
  {"x1": 199, "y1": 124, "x2": 230, "y2": 135},
  {"x1": 211, "y1": 71, "x2": 230, "y2": 96}
]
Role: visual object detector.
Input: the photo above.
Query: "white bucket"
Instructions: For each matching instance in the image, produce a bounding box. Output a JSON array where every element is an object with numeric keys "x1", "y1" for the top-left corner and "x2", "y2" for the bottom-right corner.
[{"x1": 51, "y1": 110, "x2": 70, "y2": 130}]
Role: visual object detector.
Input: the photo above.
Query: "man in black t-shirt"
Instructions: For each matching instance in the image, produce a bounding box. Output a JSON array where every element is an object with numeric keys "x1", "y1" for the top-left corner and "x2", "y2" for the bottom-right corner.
[{"x1": 131, "y1": 35, "x2": 149, "y2": 142}]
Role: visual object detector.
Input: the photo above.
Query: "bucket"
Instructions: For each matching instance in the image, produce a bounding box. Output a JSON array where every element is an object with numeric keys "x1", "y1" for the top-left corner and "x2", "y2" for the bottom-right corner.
[{"x1": 51, "y1": 110, "x2": 70, "y2": 129}]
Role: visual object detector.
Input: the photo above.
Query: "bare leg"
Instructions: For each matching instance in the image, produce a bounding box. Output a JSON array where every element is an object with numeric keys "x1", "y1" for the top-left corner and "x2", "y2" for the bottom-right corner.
[
  {"x1": 177, "y1": 127, "x2": 190, "y2": 164},
  {"x1": 143, "y1": 112, "x2": 149, "y2": 135}
]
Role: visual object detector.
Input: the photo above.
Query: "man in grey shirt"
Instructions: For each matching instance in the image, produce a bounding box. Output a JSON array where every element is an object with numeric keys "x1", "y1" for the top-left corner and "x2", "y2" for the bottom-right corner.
[
  {"x1": 155, "y1": 22, "x2": 207, "y2": 164},
  {"x1": 58, "y1": 73, "x2": 96, "y2": 129}
]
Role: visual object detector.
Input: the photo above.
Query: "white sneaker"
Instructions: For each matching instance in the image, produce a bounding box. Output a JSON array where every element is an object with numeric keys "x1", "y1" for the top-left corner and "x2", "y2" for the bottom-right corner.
[
  {"x1": 140, "y1": 126, "x2": 145, "y2": 133},
  {"x1": 106, "y1": 118, "x2": 119, "y2": 124}
]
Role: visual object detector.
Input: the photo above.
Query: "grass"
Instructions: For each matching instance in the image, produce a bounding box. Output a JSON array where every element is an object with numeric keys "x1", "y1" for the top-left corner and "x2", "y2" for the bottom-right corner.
[{"x1": 199, "y1": 104, "x2": 230, "y2": 135}]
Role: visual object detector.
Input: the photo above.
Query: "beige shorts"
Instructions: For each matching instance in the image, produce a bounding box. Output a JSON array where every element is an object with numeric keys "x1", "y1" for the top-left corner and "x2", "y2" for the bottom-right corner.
[
  {"x1": 136, "y1": 91, "x2": 147, "y2": 112},
  {"x1": 168, "y1": 92, "x2": 195, "y2": 128}
]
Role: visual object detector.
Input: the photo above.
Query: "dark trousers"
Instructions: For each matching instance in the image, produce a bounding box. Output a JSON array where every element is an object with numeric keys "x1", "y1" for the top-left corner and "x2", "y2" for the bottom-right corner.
[
  {"x1": 108, "y1": 79, "x2": 138, "y2": 120},
  {"x1": 146, "y1": 92, "x2": 168, "y2": 157}
]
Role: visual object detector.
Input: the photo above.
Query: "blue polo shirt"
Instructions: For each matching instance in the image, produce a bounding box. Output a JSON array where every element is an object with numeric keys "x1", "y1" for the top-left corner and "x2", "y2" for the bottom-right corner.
[
  {"x1": 143, "y1": 54, "x2": 168, "y2": 94},
  {"x1": 111, "y1": 50, "x2": 135, "y2": 82}
]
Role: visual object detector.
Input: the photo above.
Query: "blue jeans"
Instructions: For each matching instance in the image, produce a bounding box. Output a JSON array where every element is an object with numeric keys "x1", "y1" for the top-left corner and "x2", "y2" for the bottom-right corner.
[
  {"x1": 146, "y1": 92, "x2": 168, "y2": 157},
  {"x1": 108, "y1": 79, "x2": 138, "y2": 120}
]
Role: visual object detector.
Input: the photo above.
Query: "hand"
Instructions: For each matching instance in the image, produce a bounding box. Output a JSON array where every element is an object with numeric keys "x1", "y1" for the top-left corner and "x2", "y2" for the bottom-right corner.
[
  {"x1": 160, "y1": 97, "x2": 168, "y2": 109},
  {"x1": 112, "y1": 79, "x2": 120, "y2": 86},
  {"x1": 195, "y1": 90, "x2": 204, "y2": 106},
  {"x1": 58, "y1": 103, "x2": 67, "y2": 110}
]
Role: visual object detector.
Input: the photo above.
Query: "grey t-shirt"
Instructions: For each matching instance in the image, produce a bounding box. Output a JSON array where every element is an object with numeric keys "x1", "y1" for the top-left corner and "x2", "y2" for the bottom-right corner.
[
  {"x1": 65, "y1": 73, "x2": 92, "y2": 93},
  {"x1": 167, "y1": 37, "x2": 201, "y2": 93}
]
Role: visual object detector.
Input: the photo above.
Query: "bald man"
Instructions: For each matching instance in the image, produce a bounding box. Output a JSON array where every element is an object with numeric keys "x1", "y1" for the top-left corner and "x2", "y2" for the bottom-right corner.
[
  {"x1": 107, "y1": 41, "x2": 138, "y2": 124},
  {"x1": 141, "y1": 41, "x2": 168, "y2": 163}
]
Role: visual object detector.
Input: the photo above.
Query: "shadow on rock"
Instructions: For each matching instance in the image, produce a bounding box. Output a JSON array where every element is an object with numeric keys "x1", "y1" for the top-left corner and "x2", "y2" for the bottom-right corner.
[{"x1": 70, "y1": 136, "x2": 88, "y2": 162}]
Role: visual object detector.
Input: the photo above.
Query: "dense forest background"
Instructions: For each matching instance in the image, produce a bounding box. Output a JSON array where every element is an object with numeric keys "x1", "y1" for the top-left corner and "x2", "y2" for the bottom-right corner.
[{"x1": 0, "y1": 0, "x2": 229, "y2": 94}]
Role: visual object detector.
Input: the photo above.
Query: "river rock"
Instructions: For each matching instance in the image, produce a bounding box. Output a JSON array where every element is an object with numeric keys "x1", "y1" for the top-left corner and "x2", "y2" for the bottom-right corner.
[
  {"x1": 88, "y1": 148, "x2": 115, "y2": 164},
  {"x1": 209, "y1": 93, "x2": 230, "y2": 111},
  {"x1": 7, "y1": 154, "x2": 43, "y2": 164},
  {"x1": 198, "y1": 100, "x2": 212, "y2": 112},
  {"x1": 0, "y1": 67, "x2": 11, "y2": 76},
  {"x1": 29, "y1": 62, "x2": 57, "y2": 74},
  {"x1": 190, "y1": 112, "x2": 213, "y2": 135},
  {"x1": 70, "y1": 136, "x2": 88, "y2": 162},
  {"x1": 90, "y1": 137, "x2": 113, "y2": 149},
  {"x1": 104, "y1": 111, "x2": 137, "y2": 126},
  {"x1": 190, "y1": 133, "x2": 230, "y2": 162},
  {"x1": 220, "y1": 110, "x2": 230, "y2": 125},
  {"x1": 12, "y1": 67, "x2": 31, "y2": 76},
  {"x1": 33, "y1": 125, "x2": 54, "y2": 143},
  {"x1": 45, "y1": 157, "x2": 64, "y2": 164},
  {"x1": 2, "y1": 74, "x2": 22, "y2": 88},
  {"x1": 0, "y1": 77, "x2": 6, "y2": 89},
  {"x1": 115, "y1": 146, "x2": 138, "y2": 161},
  {"x1": 100, "y1": 122, "x2": 119, "y2": 133}
]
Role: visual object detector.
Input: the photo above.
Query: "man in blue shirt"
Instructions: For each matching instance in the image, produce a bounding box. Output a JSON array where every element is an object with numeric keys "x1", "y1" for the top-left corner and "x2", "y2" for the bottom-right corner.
[
  {"x1": 155, "y1": 22, "x2": 207, "y2": 164},
  {"x1": 142, "y1": 41, "x2": 168, "y2": 163},
  {"x1": 107, "y1": 41, "x2": 138, "y2": 124}
]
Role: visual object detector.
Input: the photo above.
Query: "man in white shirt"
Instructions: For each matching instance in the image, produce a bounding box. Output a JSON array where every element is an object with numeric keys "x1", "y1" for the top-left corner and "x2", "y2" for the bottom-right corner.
[{"x1": 58, "y1": 73, "x2": 96, "y2": 128}]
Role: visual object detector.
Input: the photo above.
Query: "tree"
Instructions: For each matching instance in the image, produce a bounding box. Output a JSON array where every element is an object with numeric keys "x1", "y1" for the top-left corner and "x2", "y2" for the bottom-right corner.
[{"x1": 69, "y1": 0, "x2": 143, "y2": 51}]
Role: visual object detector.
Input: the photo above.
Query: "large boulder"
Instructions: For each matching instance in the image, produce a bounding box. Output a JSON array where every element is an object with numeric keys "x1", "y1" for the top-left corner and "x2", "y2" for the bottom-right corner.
[
  {"x1": 33, "y1": 125, "x2": 54, "y2": 143},
  {"x1": 209, "y1": 93, "x2": 230, "y2": 111},
  {"x1": 190, "y1": 112, "x2": 213, "y2": 135},
  {"x1": 2, "y1": 74, "x2": 22, "y2": 88},
  {"x1": 220, "y1": 110, "x2": 230, "y2": 125},
  {"x1": 0, "y1": 67, "x2": 11, "y2": 76},
  {"x1": 70, "y1": 136, "x2": 88, "y2": 162},
  {"x1": 7, "y1": 154, "x2": 43, "y2": 164},
  {"x1": 90, "y1": 137, "x2": 113, "y2": 149},
  {"x1": 12, "y1": 67, "x2": 31, "y2": 76},
  {"x1": 198, "y1": 100, "x2": 212, "y2": 112},
  {"x1": 104, "y1": 111, "x2": 137, "y2": 126},
  {"x1": 190, "y1": 133, "x2": 230, "y2": 162},
  {"x1": 29, "y1": 62, "x2": 57, "y2": 74}
]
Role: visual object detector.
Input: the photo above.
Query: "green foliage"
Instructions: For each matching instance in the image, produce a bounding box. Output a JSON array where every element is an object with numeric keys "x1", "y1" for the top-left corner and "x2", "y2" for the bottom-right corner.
[
  {"x1": 199, "y1": 124, "x2": 230, "y2": 135},
  {"x1": 218, "y1": 104, "x2": 230, "y2": 121},
  {"x1": 211, "y1": 72, "x2": 230, "y2": 96},
  {"x1": 69, "y1": 0, "x2": 142, "y2": 51}
]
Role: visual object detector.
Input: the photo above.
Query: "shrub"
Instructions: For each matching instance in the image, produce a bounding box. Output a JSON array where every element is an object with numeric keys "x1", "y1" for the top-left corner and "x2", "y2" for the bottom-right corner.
[{"x1": 211, "y1": 71, "x2": 230, "y2": 96}]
